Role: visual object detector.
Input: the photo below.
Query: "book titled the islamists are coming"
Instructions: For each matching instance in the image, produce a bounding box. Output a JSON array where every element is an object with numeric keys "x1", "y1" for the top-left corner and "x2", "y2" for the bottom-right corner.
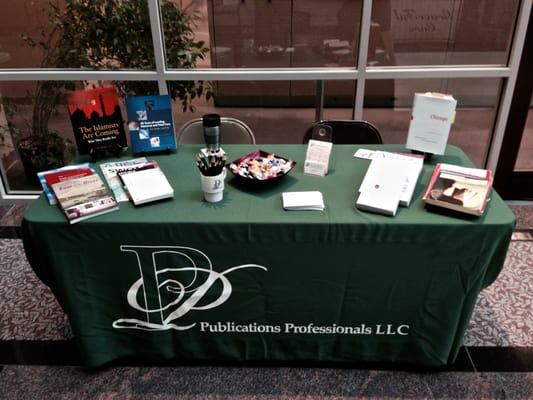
[
  {"x1": 125, "y1": 95, "x2": 176, "y2": 154},
  {"x1": 51, "y1": 174, "x2": 119, "y2": 224},
  {"x1": 67, "y1": 87, "x2": 127, "y2": 155}
]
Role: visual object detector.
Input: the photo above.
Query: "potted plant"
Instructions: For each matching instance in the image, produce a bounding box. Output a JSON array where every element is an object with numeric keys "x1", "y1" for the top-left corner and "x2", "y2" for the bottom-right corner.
[{"x1": 3, "y1": 0, "x2": 210, "y2": 185}]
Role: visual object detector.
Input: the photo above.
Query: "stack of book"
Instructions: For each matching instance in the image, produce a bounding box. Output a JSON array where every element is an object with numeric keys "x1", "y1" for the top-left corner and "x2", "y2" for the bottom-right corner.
[
  {"x1": 38, "y1": 164, "x2": 118, "y2": 224},
  {"x1": 100, "y1": 158, "x2": 174, "y2": 206},
  {"x1": 422, "y1": 163, "x2": 493, "y2": 216},
  {"x1": 355, "y1": 151, "x2": 424, "y2": 216}
]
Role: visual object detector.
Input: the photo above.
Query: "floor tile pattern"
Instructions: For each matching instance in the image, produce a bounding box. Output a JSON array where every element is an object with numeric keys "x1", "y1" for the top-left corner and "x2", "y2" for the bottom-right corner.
[
  {"x1": 0, "y1": 365, "x2": 531, "y2": 400},
  {"x1": 0, "y1": 239, "x2": 71, "y2": 340},
  {"x1": 508, "y1": 204, "x2": 533, "y2": 231},
  {"x1": 464, "y1": 241, "x2": 533, "y2": 346}
]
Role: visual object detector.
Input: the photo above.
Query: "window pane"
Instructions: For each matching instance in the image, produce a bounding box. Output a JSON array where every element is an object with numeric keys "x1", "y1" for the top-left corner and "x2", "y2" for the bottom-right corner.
[
  {"x1": 363, "y1": 78, "x2": 503, "y2": 167},
  {"x1": 172, "y1": 80, "x2": 317, "y2": 143},
  {"x1": 369, "y1": 0, "x2": 520, "y2": 66},
  {"x1": 0, "y1": 1, "x2": 154, "y2": 70},
  {"x1": 322, "y1": 80, "x2": 356, "y2": 120},
  {"x1": 163, "y1": 0, "x2": 362, "y2": 69},
  {"x1": 291, "y1": 1, "x2": 361, "y2": 67},
  {"x1": 0, "y1": 81, "x2": 158, "y2": 192}
]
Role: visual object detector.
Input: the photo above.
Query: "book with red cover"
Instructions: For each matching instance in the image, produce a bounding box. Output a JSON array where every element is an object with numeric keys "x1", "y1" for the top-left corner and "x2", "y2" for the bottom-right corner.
[
  {"x1": 44, "y1": 167, "x2": 94, "y2": 189},
  {"x1": 51, "y1": 174, "x2": 119, "y2": 224},
  {"x1": 37, "y1": 163, "x2": 95, "y2": 205},
  {"x1": 66, "y1": 87, "x2": 127, "y2": 155}
]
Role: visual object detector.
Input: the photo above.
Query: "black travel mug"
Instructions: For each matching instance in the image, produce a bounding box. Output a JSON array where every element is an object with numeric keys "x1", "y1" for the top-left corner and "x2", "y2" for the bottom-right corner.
[{"x1": 202, "y1": 114, "x2": 221, "y2": 151}]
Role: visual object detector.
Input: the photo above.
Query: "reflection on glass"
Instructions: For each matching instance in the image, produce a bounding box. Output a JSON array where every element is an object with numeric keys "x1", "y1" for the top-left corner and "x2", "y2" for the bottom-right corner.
[
  {"x1": 322, "y1": 81, "x2": 355, "y2": 120},
  {"x1": 168, "y1": 0, "x2": 362, "y2": 69},
  {"x1": 363, "y1": 78, "x2": 502, "y2": 167},
  {"x1": 161, "y1": 0, "x2": 210, "y2": 69},
  {"x1": 369, "y1": 0, "x2": 520, "y2": 66},
  {"x1": 170, "y1": 80, "x2": 316, "y2": 144},
  {"x1": 0, "y1": 1, "x2": 153, "y2": 70}
]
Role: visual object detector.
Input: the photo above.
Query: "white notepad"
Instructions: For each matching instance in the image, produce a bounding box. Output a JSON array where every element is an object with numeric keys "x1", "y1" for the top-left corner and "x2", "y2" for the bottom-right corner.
[
  {"x1": 282, "y1": 191, "x2": 325, "y2": 211},
  {"x1": 120, "y1": 167, "x2": 174, "y2": 206}
]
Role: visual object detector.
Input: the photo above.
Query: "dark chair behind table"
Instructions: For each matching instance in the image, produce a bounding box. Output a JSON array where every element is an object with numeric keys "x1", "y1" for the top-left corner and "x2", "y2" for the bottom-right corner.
[
  {"x1": 177, "y1": 117, "x2": 256, "y2": 145},
  {"x1": 302, "y1": 120, "x2": 383, "y2": 144}
]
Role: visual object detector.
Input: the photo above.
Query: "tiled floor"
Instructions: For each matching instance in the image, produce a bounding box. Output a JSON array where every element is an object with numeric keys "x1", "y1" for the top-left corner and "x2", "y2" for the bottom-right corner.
[{"x1": 0, "y1": 365, "x2": 531, "y2": 400}]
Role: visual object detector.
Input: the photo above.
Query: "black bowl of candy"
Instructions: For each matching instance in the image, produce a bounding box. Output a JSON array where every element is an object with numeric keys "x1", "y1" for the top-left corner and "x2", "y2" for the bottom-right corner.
[{"x1": 227, "y1": 150, "x2": 296, "y2": 186}]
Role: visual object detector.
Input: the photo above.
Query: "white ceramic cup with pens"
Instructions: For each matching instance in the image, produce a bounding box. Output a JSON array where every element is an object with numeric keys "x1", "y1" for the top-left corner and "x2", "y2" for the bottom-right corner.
[
  {"x1": 200, "y1": 169, "x2": 226, "y2": 202},
  {"x1": 196, "y1": 148, "x2": 227, "y2": 202}
]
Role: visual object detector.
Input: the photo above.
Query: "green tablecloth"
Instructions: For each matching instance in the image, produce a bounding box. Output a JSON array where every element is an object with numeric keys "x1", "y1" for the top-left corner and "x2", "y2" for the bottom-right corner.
[{"x1": 22, "y1": 144, "x2": 515, "y2": 367}]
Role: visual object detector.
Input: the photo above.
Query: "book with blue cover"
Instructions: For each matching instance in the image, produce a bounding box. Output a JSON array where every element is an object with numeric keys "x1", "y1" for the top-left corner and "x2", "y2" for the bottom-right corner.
[{"x1": 125, "y1": 95, "x2": 176, "y2": 154}]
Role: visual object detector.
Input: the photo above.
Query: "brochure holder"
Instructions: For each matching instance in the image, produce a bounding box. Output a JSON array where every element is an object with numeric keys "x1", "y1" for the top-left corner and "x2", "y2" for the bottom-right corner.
[{"x1": 304, "y1": 124, "x2": 333, "y2": 176}]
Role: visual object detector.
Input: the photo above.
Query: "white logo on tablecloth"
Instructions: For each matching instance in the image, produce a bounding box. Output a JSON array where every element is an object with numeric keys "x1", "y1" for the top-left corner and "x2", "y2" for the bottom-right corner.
[{"x1": 112, "y1": 245, "x2": 267, "y2": 331}]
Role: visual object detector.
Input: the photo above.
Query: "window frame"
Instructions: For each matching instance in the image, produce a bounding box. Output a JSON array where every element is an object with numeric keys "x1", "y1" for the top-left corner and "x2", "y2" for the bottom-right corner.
[{"x1": 0, "y1": 0, "x2": 530, "y2": 201}]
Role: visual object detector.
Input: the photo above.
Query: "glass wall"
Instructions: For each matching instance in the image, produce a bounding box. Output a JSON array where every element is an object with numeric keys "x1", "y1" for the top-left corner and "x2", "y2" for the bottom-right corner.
[
  {"x1": 0, "y1": 1, "x2": 154, "y2": 70},
  {"x1": 369, "y1": 0, "x2": 520, "y2": 66},
  {"x1": 0, "y1": 0, "x2": 527, "y2": 198},
  {"x1": 363, "y1": 78, "x2": 502, "y2": 167}
]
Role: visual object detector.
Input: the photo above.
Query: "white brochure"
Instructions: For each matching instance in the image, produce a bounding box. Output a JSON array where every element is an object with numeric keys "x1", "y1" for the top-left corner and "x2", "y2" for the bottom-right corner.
[
  {"x1": 282, "y1": 191, "x2": 325, "y2": 211},
  {"x1": 355, "y1": 150, "x2": 424, "y2": 207},
  {"x1": 304, "y1": 139, "x2": 333, "y2": 176},
  {"x1": 406, "y1": 92, "x2": 457, "y2": 155}
]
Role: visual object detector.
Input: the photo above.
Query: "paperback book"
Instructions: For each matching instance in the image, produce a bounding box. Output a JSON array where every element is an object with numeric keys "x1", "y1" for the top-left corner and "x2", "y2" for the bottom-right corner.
[
  {"x1": 52, "y1": 174, "x2": 119, "y2": 224},
  {"x1": 422, "y1": 163, "x2": 493, "y2": 216},
  {"x1": 120, "y1": 167, "x2": 174, "y2": 206},
  {"x1": 406, "y1": 92, "x2": 457, "y2": 155},
  {"x1": 125, "y1": 95, "x2": 176, "y2": 154},
  {"x1": 37, "y1": 163, "x2": 95, "y2": 205},
  {"x1": 67, "y1": 87, "x2": 127, "y2": 156},
  {"x1": 99, "y1": 157, "x2": 148, "y2": 202}
]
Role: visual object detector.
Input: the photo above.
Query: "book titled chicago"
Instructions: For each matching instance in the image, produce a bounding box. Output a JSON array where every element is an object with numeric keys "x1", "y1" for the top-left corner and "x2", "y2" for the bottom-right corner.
[
  {"x1": 406, "y1": 92, "x2": 457, "y2": 155},
  {"x1": 51, "y1": 174, "x2": 119, "y2": 224},
  {"x1": 67, "y1": 87, "x2": 127, "y2": 155},
  {"x1": 125, "y1": 95, "x2": 176, "y2": 154}
]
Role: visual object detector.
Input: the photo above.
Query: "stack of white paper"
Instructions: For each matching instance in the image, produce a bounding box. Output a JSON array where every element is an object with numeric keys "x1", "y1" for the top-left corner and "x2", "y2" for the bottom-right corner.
[{"x1": 282, "y1": 191, "x2": 325, "y2": 211}]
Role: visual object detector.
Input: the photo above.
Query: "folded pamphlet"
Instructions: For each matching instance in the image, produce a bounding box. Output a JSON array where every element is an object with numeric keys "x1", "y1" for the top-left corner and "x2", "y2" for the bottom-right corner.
[{"x1": 282, "y1": 191, "x2": 325, "y2": 211}]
